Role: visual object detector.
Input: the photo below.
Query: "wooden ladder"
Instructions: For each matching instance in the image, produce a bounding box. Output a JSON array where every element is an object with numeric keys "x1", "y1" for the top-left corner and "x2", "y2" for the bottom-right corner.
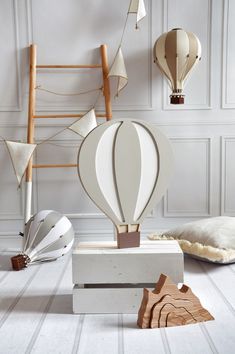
[{"x1": 25, "y1": 44, "x2": 112, "y2": 222}]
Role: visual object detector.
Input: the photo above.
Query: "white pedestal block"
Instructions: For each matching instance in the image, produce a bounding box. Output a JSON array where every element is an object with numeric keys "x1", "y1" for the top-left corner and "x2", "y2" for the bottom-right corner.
[{"x1": 72, "y1": 240, "x2": 184, "y2": 314}]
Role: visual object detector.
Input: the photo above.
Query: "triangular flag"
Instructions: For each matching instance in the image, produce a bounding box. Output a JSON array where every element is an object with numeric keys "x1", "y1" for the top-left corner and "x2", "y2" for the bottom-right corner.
[
  {"x1": 108, "y1": 47, "x2": 128, "y2": 97},
  {"x1": 68, "y1": 109, "x2": 97, "y2": 138},
  {"x1": 128, "y1": 0, "x2": 146, "y2": 28},
  {"x1": 5, "y1": 141, "x2": 37, "y2": 186}
]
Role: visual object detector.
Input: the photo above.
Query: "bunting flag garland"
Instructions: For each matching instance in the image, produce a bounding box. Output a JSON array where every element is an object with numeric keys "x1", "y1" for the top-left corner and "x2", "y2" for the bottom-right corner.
[
  {"x1": 5, "y1": 141, "x2": 37, "y2": 186},
  {"x1": 108, "y1": 47, "x2": 128, "y2": 97},
  {"x1": 0, "y1": 3, "x2": 148, "y2": 187},
  {"x1": 128, "y1": 0, "x2": 146, "y2": 28},
  {"x1": 67, "y1": 109, "x2": 97, "y2": 137}
]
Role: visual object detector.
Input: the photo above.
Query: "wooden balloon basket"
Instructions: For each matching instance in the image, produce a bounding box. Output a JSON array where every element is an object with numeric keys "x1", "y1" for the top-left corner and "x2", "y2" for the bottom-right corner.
[{"x1": 137, "y1": 274, "x2": 214, "y2": 328}]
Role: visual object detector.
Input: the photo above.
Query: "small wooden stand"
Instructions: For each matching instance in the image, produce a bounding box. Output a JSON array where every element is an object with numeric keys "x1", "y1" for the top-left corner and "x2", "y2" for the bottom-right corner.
[
  {"x1": 137, "y1": 274, "x2": 214, "y2": 328},
  {"x1": 72, "y1": 241, "x2": 183, "y2": 314}
]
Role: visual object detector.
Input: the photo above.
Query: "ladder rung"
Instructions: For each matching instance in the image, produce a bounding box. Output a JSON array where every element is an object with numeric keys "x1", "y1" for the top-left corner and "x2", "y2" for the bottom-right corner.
[
  {"x1": 33, "y1": 114, "x2": 106, "y2": 119},
  {"x1": 33, "y1": 164, "x2": 78, "y2": 168},
  {"x1": 36, "y1": 64, "x2": 102, "y2": 69}
]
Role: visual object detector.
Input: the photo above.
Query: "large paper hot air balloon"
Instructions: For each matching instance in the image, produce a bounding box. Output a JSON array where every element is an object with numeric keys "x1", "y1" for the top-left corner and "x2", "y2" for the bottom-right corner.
[
  {"x1": 78, "y1": 119, "x2": 173, "y2": 248},
  {"x1": 11, "y1": 210, "x2": 74, "y2": 270},
  {"x1": 153, "y1": 28, "x2": 201, "y2": 104}
]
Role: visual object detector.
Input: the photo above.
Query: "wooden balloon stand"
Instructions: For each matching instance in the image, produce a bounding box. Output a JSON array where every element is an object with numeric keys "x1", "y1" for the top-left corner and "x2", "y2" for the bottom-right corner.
[{"x1": 72, "y1": 240, "x2": 184, "y2": 314}]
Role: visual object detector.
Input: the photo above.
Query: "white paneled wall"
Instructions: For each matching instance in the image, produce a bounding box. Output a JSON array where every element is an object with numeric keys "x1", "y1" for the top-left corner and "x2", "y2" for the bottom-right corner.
[{"x1": 1, "y1": 0, "x2": 235, "y2": 240}]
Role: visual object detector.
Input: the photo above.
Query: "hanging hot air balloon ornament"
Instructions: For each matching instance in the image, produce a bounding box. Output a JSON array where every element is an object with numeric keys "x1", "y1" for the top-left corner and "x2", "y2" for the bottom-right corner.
[
  {"x1": 11, "y1": 210, "x2": 74, "y2": 270},
  {"x1": 78, "y1": 119, "x2": 173, "y2": 249},
  {"x1": 153, "y1": 28, "x2": 201, "y2": 104}
]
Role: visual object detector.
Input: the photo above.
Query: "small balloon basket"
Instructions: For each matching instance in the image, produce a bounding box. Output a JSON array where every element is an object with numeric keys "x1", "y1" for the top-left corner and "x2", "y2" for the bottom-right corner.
[
  {"x1": 170, "y1": 94, "x2": 185, "y2": 104},
  {"x1": 117, "y1": 231, "x2": 140, "y2": 248},
  {"x1": 11, "y1": 254, "x2": 30, "y2": 271}
]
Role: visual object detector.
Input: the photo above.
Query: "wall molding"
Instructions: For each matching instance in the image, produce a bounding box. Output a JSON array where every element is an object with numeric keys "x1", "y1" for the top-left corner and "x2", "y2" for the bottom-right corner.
[
  {"x1": 220, "y1": 136, "x2": 235, "y2": 215},
  {"x1": 164, "y1": 137, "x2": 212, "y2": 217},
  {"x1": 0, "y1": 0, "x2": 22, "y2": 112},
  {"x1": 221, "y1": 0, "x2": 235, "y2": 109}
]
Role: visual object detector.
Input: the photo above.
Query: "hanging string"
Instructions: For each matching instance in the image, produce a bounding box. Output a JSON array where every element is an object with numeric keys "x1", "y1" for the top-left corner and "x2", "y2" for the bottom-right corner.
[
  {"x1": 37, "y1": 127, "x2": 69, "y2": 146},
  {"x1": 37, "y1": 85, "x2": 103, "y2": 146},
  {"x1": 93, "y1": 86, "x2": 103, "y2": 108},
  {"x1": 38, "y1": 142, "x2": 81, "y2": 149},
  {"x1": 119, "y1": 13, "x2": 129, "y2": 47},
  {"x1": 1, "y1": 1, "x2": 146, "y2": 150},
  {"x1": 35, "y1": 85, "x2": 102, "y2": 97}
]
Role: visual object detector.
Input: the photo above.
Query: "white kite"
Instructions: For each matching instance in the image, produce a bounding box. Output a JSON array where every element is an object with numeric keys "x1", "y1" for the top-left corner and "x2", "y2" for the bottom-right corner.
[
  {"x1": 68, "y1": 109, "x2": 97, "y2": 138},
  {"x1": 128, "y1": 0, "x2": 146, "y2": 28},
  {"x1": 108, "y1": 47, "x2": 128, "y2": 97},
  {"x1": 5, "y1": 141, "x2": 37, "y2": 186}
]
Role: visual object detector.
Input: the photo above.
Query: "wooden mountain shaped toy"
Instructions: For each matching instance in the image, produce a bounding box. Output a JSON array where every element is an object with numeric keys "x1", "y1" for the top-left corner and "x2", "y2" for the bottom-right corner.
[{"x1": 137, "y1": 274, "x2": 214, "y2": 328}]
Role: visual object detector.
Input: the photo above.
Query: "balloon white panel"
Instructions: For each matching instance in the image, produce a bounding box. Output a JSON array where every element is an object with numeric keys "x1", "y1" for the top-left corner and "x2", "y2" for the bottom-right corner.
[
  {"x1": 133, "y1": 123, "x2": 159, "y2": 221},
  {"x1": 30, "y1": 216, "x2": 72, "y2": 254},
  {"x1": 34, "y1": 239, "x2": 74, "y2": 261},
  {"x1": 23, "y1": 210, "x2": 74, "y2": 263},
  {"x1": 114, "y1": 121, "x2": 142, "y2": 224}
]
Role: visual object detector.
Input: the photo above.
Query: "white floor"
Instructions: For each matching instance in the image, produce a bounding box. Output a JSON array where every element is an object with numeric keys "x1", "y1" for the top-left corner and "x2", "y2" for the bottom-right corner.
[{"x1": 1, "y1": 246, "x2": 235, "y2": 354}]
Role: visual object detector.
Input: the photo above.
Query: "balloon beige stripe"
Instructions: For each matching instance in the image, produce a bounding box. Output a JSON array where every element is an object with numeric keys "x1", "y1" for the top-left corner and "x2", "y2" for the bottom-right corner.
[
  {"x1": 165, "y1": 30, "x2": 178, "y2": 88},
  {"x1": 154, "y1": 33, "x2": 174, "y2": 84}
]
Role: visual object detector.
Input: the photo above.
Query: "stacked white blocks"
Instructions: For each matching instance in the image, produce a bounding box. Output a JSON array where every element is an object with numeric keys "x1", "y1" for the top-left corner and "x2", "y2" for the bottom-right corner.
[{"x1": 72, "y1": 240, "x2": 184, "y2": 314}]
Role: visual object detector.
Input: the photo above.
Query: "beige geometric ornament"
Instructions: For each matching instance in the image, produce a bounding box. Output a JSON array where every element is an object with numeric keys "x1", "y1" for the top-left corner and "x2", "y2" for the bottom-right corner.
[
  {"x1": 153, "y1": 28, "x2": 201, "y2": 104},
  {"x1": 5, "y1": 141, "x2": 37, "y2": 186},
  {"x1": 68, "y1": 109, "x2": 97, "y2": 138},
  {"x1": 137, "y1": 274, "x2": 214, "y2": 328},
  {"x1": 78, "y1": 119, "x2": 173, "y2": 248},
  {"x1": 108, "y1": 47, "x2": 128, "y2": 96},
  {"x1": 128, "y1": 0, "x2": 146, "y2": 28}
]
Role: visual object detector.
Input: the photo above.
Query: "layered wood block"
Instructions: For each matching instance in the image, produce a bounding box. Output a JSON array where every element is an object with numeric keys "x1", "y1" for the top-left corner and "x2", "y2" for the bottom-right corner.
[
  {"x1": 137, "y1": 274, "x2": 214, "y2": 328},
  {"x1": 72, "y1": 241, "x2": 184, "y2": 314}
]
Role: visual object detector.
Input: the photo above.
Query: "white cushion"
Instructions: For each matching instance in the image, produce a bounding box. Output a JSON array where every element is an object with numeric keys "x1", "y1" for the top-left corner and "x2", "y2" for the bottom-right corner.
[{"x1": 149, "y1": 216, "x2": 235, "y2": 264}]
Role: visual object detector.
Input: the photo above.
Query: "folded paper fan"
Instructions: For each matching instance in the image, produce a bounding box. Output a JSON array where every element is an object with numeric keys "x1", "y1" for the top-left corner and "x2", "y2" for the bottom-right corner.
[{"x1": 11, "y1": 210, "x2": 74, "y2": 270}]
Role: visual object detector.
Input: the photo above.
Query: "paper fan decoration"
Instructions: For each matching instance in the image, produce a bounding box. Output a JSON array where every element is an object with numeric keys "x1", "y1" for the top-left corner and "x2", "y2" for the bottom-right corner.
[{"x1": 11, "y1": 210, "x2": 74, "y2": 270}]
